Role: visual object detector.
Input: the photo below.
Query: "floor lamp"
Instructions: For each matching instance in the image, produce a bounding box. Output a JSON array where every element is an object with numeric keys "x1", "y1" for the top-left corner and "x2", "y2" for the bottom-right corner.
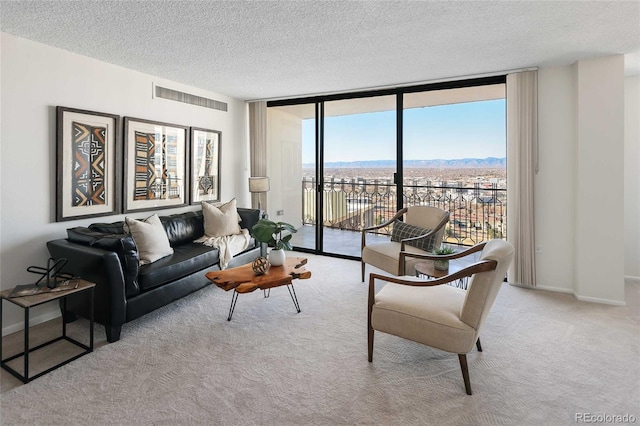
[{"x1": 249, "y1": 177, "x2": 270, "y2": 212}]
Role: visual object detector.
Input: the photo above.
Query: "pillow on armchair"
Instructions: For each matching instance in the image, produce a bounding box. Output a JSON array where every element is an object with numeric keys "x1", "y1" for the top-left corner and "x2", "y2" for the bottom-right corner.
[{"x1": 390, "y1": 220, "x2": 436, "y2": 252}]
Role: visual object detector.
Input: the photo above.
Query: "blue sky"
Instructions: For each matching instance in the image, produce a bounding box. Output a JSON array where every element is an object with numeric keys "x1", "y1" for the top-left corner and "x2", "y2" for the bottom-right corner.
[{"x1": 302, "y1": 99, "x2": 506, "y2": 164}]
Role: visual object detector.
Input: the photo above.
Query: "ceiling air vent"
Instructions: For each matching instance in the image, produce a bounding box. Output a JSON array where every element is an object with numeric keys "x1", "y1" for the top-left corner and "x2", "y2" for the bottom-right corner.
[{"x1": 154, "y1": 85, "x2": 228, "y2": 112}]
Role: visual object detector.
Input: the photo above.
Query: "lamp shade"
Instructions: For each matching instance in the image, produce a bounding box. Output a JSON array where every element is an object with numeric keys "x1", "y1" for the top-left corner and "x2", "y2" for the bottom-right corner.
[{"x1": 248, "y1": 177, "x2": 270, "y2": 193}]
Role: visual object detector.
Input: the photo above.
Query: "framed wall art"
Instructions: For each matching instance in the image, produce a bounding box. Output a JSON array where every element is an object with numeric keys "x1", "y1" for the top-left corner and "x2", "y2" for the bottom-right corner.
[
  {"x1": 189, "y1": 127, "x2": 221, "y2": 204},
  {"x1": 123, "y1": 117, "x2": 189, "y2": 213},
  {"x1": 56, "y1": 106, "x2": 121, "y2": 222}
]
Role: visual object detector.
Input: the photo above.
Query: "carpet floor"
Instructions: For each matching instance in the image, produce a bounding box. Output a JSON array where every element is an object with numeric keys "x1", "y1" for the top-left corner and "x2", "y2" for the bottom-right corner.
[{"x1": 0, "y1": 253, "x2": 638, "y2": 425}]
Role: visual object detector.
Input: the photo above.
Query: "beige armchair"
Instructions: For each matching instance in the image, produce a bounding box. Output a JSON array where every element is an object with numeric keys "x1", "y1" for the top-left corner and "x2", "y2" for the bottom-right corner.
[
  {"x1": 367, "y1": 239, "x2": 514, "y2": 394},
  {"x1": 361, "y1": 206, "x2": 449, "y2": 282}
]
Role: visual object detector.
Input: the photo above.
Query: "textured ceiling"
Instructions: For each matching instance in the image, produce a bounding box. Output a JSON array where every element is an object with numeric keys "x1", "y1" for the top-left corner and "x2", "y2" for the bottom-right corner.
[{"x1": 1, "y1": 1, "x2": 639, "y2": 101}]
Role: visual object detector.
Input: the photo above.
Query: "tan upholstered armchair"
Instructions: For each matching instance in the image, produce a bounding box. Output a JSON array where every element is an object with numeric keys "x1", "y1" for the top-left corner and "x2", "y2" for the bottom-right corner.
[
  {"x1": 361, "y1": 206, "x2": 449, "y2": 282},
  {"x1": 367, "y1": 240, "x2": 514, "y2": 394}
]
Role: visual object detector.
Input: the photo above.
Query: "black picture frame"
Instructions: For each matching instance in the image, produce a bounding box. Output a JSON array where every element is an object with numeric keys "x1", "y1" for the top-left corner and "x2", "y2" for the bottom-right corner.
[
  {"x1": 123, "y1": 117, "x2": 189, "y2": 213},
  {"x1": 189, "y1": 127, "x2": 221, "y2": 205},
  {"x1": 56, "y1": 106, "x2": 121, "y2": 222}
]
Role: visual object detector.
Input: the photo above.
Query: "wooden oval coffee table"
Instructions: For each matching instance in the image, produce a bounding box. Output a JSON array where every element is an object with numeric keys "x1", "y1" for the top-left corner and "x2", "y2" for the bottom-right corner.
[{"x1": 205, "y1": 257, "x2": 311, "y2": 320}]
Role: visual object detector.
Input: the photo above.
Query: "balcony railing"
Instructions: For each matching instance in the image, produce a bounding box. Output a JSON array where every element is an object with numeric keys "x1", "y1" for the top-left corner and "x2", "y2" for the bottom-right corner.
[{"x1": 302, "y1": 177, "x2": 506, "y2": 246}]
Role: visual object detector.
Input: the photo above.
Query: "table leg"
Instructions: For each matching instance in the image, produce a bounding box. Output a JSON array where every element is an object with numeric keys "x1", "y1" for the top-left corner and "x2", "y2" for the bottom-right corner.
[
  {"x1": 62, "y1": 296, "x2": 66, "y2": 337},
  {"x1": 0, "y1": 299, "x2": 3, "y2": 369},
  {"x1": 287, "y1": 284, "x2": 301, "y2": 313},
  {"x1": 24, "y1": 307, "x2": 29, "y2": 383},
  {"x1": 227, "y1": 290, "x2": 239, "y2": 321},
  {"x1": 89, "y1": 286, "x2": 94, "y2": 351}
]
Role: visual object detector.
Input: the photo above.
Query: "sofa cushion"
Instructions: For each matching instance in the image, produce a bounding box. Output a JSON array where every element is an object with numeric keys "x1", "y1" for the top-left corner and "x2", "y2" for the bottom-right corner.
[
  {"x1": 67, "y1": 227, "x2": 106, "y2": 245},
  {"x1": 160, "y1": 211, "x2": 205, "y2": 246},
  {"x1": 89, "y1": 221, "x2": 125, "y2": 234},
  {"x1": 125, "y1": 214, "x2": 174, "y2": 265},
  {"x1": 67, "y1": 227, "x2": 140, "y2": 298},
  {"x1": 137, "y1": 243, "x2": 220, "y2": 291},
  {"x1": 202, "y1": 199, "x2": 241, "y2": 237}
]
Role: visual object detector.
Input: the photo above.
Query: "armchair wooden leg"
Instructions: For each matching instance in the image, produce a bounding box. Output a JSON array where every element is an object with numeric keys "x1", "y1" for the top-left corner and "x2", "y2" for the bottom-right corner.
[
  {"x1": 458, "y1": 354, "x2": 472, "y2": 395},
  {"x1": 368, "y1": 324, "x2": 374, "y2": 362},
  {"x1": 367, "y1": 274, "x2": 374, "y2": 362},
  {"x1": 476, "y1": 338, "x2": 482, "y2": 352},
  {"x1": 361, "y1": 261, "x2": 365, "y2": 282}
]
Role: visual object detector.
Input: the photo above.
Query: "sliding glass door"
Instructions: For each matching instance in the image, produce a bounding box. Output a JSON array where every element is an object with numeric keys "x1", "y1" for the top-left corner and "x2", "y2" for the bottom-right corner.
[
  {"x1": 267, "y1": 76, "x2": 506, "y2": 259},
  {"x1": 403, "y1": 85, "x2": 506, "y2": 246},
  {"x1": 321, "y1": 96, "x2": 397, "y2": 257},
  {"x1": 266, "y1": 103, "x2": 316, "y2": 251}
]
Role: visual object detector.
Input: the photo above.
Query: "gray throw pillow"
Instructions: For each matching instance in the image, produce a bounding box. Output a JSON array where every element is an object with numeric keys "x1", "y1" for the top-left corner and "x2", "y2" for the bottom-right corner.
[{"x1": 390, "y1": 220, "x2": 436, "y2": 252}]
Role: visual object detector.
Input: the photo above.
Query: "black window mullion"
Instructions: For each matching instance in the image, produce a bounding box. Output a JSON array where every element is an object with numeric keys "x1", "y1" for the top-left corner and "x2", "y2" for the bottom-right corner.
[
  {"x1": 396, "y1": 92, "x2": 403, "y2": 212},
  {"x1": 266, "y1": 75, "x2": 506, "y2": 108},
  {"x1": 316, "y1": 101, "x2": 324, "y2": 253}
]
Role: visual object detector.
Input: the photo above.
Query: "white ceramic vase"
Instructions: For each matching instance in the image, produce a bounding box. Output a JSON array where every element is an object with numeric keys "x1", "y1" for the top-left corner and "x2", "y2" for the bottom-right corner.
[{"x1": 268, "y1": 248, "x2": 286, "y2": 266}]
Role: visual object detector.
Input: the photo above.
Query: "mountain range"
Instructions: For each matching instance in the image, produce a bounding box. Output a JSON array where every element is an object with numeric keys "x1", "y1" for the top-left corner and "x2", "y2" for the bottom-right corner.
[{"x1": 305, "y1": 157, "x2": 506, "y2": 168}]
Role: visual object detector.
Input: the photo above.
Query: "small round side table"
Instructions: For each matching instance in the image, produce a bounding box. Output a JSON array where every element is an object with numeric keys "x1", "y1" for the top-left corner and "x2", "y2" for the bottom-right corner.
[{"x1": 414, "y1": 261, "x2": 469, "y2": 290}]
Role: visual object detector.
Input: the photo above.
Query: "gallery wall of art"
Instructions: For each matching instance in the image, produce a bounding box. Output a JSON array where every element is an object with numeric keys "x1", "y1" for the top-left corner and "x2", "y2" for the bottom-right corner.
[
  {"x1": 56, "y1": 109, "x2": 225, "y2": 221},
  {"x1": 0, "y1": 33, "x2": 250, "y2": 333}
]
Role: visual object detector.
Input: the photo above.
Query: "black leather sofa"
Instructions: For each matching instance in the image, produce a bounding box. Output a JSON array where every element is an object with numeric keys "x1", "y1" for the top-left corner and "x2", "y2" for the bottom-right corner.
[{"x1": 47, "y1": 208, "x2": 263, "y2": 342}]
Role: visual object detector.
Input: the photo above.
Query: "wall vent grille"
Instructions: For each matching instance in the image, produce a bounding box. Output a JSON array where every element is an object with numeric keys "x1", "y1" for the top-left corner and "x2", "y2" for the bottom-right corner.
[{"x1": 155, "y1": 85, "x2": 227, "y2": 112}]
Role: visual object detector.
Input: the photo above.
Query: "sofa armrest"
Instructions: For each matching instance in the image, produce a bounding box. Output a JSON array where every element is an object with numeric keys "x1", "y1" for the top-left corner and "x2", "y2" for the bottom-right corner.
[
  {"x1": 47, "y1": 239, "x2": 127, "y2": 329},
  {"x1": 66, "y1": 227, "x2": 140, "y2": 298}
]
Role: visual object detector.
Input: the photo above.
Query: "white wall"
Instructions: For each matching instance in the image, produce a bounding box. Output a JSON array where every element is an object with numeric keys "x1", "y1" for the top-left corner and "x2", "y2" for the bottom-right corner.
[
  {"x1": 574, "y1": 56, "x2": 625, "y2": 304},
  {"x1": 624, "y1": 76, "x2": 640, "y2": 281},
  {"x1": 535, "y1": 57, "x2": 626, "y2": 305},
  {"x1": 0, "y1": 33, "x2": 250, "y2": 334},
  {"x1": 535, "y1": 66, "x2": 576, "y2": 293}
]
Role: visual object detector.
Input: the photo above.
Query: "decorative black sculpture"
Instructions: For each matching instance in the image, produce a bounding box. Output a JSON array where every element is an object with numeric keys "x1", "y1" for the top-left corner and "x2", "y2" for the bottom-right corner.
[{"x1": 28, "y1": 258, "x2": 72, "y2": 288}]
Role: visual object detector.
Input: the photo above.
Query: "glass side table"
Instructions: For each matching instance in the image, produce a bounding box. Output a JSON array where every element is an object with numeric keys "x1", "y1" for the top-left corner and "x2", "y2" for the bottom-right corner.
[{"x1": 0, "y1": 279, "x2": 95, "y2": 383}]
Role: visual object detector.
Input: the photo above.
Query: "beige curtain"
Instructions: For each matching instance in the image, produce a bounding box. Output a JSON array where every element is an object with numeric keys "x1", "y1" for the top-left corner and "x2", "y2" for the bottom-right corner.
[
  {"x1": 248, "y1": 101, "x2": 268, "y2": 210},
  {"x1": 506, "y1": 71, "x2": 537, "y2": 287}
]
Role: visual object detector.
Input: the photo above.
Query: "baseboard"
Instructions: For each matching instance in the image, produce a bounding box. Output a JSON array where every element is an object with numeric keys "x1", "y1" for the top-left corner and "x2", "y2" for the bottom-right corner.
[
  {"x1": 534, "y1": 284, "x2": 575, "y2": 294},
  {"x1": 509, "y1": 282, "x2": 627, "y2": 306},
  {"x1": 573, "y1": 294, "x2": 626, "y2": 307},
  {"x1": 508, "y1": 282, "x2": 574, "y2": 294},
  {"x1": 625, "y1": 275, "x2": 640, "y2": 284},
  {"x1": 1, "y1": 310, "x2": 61, "y2": 337}
]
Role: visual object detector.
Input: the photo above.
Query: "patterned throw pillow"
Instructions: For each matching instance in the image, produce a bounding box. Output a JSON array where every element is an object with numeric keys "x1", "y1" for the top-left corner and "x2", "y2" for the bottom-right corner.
[{"x1": 390, "y1": 220, "x2": 436, "y2": 252}]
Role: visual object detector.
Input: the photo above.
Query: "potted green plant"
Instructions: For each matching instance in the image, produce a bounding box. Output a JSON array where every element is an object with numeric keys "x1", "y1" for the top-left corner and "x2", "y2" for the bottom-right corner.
[
  {"x1": 432, "y1": 245, "x2": 456, "y2": 271},
  {"x1": 251, "y1": 219, "x2": 298, "y2": 266}
]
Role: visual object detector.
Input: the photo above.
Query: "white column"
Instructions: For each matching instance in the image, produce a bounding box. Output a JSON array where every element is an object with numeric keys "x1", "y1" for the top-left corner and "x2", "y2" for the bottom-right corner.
[
  {"x1": 624, "y1": 76, "x2": 640, "y2": 282},
  {"x1": 574, "y1": 55, "x2": 625, "y2": 304}
]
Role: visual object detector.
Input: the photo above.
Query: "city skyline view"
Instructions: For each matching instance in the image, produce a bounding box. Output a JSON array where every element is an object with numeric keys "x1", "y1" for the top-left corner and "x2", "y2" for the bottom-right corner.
[
  {"x1": 301, "y1": 99, "x2": 506, "y2": 164},
  {"x1": 297, "y1": 97, "x2": 508, "y2": 247}
]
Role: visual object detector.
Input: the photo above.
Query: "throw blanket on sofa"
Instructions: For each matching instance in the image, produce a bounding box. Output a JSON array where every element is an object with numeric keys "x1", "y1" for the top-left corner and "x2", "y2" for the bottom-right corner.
[{"x1": 194, "y1": 229, "x2": 251, "y2": 269}]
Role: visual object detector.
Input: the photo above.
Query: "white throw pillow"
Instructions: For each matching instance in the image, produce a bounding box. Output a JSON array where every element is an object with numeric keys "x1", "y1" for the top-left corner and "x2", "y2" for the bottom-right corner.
[
  {"x1": 202, "y1": 199, "x2": 242, "y2": 237},
  {"x1": 207, "y1": 200, "x2": 242, "y2": 222},
  {"x1": 125, "y1": 214, "x2": 174, "y2": 265}
]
